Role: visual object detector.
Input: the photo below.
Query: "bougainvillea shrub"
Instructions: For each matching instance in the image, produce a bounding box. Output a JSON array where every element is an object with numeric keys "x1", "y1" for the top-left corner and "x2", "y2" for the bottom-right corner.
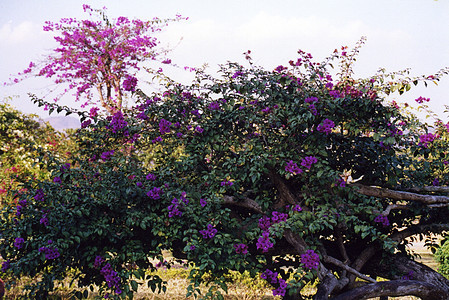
[{"x1": 3, "y1": 37, "x2": 449, "y2": 299}]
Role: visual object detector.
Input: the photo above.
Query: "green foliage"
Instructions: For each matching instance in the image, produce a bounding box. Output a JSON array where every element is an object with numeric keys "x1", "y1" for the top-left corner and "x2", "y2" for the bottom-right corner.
[{"x1": 0, "y1": 100, "x2": 75, "y2": 205}]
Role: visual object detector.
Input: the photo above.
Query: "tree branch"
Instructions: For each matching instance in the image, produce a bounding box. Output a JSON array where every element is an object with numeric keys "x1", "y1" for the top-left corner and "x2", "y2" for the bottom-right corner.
[
  {"x1": 222, "y1": 195, "x2": 263, "y2": 214},
  {"x1": 331, "y1": 280, "x2": 448, "y2": 300},
  {"x1": 322, "y1": 255, "x2": 376, "y2": 283},
  {"x1": 390, "y1": 223, "x2": 449, "y2": 242},
  {"x1": 353, "y1": 184, "x2": 449, "y2": 204}
]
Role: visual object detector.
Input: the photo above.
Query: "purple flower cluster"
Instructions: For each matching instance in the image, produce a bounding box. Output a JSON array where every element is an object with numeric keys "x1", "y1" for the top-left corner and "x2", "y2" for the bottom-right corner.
[
  {"x1": 40, "y1": 213, "x2": 49, "y2": 227},
  {"x1": 301, "y1": 156, "x2": 318, "y2": 169},
  {"x1": 195, "y1": 126, "x2": 204, "y2": 134},
  {"x1": 433, "y1": 178, "x2": 440, "y2": 186},
  {"x1": 234, "y1": 243, "x2": 248, "y2": 254},
  {"x1": 147, "y1": 187, "x2": 162, "y2": 200},
  {"x1": 374, "y1": 214, "x2": 390, "y2": 227},
  {"x1": 209, "y1": 101, "x2": 221, "y2": 110},
  {"x1": 260, "y1": 269, "x2": 287, "y2": 297},
  {"x1": 101, "y1": 263, "x2": 122, "y2": 295},
  {"x1": 317, "y1": 118, "x2": 335, "y2": 134},
  {"x1": 81, "y1": 119, "x2": 91, "y2": 128},
  {"x1": 101, "y1": 150, "x2": 114, "y2": 161},
  {"x1": 109, "y1": 111, "x2": 128, "y2": 133},
  {"x1": 221, "y1": 180, "x2": 234, "y2": 186},
  {"x1": 14, "y1": 237, "x2": 24, "y2": 249},
  {"x1": 305, "y1": 97, "x2": 318, "y2": 103},
  {"x1": 34, "y1": 189, "x2": 45, "y2": 201},
  {"x1": 159, "y1": 119, "x2": 171, "y2": 134},
  {"x1": 256, "y1": 231, "x2": 273, "y2": 252},
  {"x1": 292, "y1": 204, "x2": 302, "y2": 212},
  {"x1": 89, "y1": 107, "x2": 99, "y2": 118},
  {"x1": 1, "y1": 260, "x2": 10, "y2": 272},
  {"x1": 329, "y1": 90, "x2": 341, "y2": 98},
  {"x1": 94, "y1": 255, "x2": 104, "y2": 268},
  {"x1": 53, "y1": 176, "x2": 62, "y2": 184},
  {"x1": 415, "y1": 96, "x2": 430, "y2": 104},
  {"x1": 301, "y1": 249, "x2": 320, "y2": 270},
  {"x1": 232, "y1": 71, "x2": 244, "y2": 78},
  {"x1": 39, "y1": 245, "x2": 60, "y2": 260},
  {"x1": 419, "y1": 133, "x2": 436, "y2": 148},
  {"x1": 16, "y1": 199, "x2": 27, "y2": 217},
  {"x1": 199, "y1": 224, "x2": 217, "y2": 239},
  {"x1": 285, "y1": 160, "x2": 303, "y2": 175},
  {"x1": 308, "y1": 104, "x2": 318, "y2": 116},
  {"x1": 200, "y1": 198, "x2": 207, "y2": 207},
  {"x1": 168, "y1": 198, "x2": 184, "y2": 218},
  {"x1": 123, "y1": 75, "x2": 138, "y2": 92},
  {"x1": 146, "y1": 173, "x2": 156, "y2": 181}
]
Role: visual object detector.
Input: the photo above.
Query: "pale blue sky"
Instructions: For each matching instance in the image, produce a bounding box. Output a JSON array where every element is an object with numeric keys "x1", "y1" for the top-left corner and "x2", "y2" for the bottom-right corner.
[{"x1": 1, "y1": 0, "x2": 448, "y2": 120}]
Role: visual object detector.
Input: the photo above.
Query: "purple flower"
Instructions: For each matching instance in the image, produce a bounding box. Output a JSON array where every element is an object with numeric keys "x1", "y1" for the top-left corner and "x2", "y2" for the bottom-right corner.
[
  {"x1": 168, "y1": 198, "x2": 184, "y2": 217},
  {"x1": 305, "y1": 97, "x2": 318, "y2": 103},
  {"x1": 123, "y1": 75, "x2": 138, "y2": 92},
  {"x1": 195, "y1": 126, "x2": 204, "y2": 134},
  {"x1": 159, "y1": 119, "x2": 171, "y2": 134},
  {"x1": 101, "y1": 150, "x2": 114, "y2": 161},
  {"x1": 292, "y1": 205, "x2": 302, "y2": 212},
  {"x1": 415, "y1": 96, "x2": 430, "y2": 104},
  {"x1": 89, "y1": 107, "x2": 99, "y2": 118},
  {"x1": 146, "y1": 173, "x2": 156, "y2": 181},
  {"x1": 256, "y1": 231, "x2": 273, "y2": 252},
  {"x1": 147, "y1": 187, "x2": 162, "y2": 200},
  {"x1": 14, "y1": 237, "x2": 25, "y2": 249},
  {"x1": 94, "y1": 255, "x2": 104, "y2": 268},
  {"x1": 209, "y1": 101, "x2": 220, "y2": 110},
  {"x1": 200, "y1": 198, "x2": 207, "y2": 207},
  {"x1": 329, "y1": 90, "x2": 341, "y2": 98},
  {"x1": 34, "y1": 189, "x2": 45, "y2": 201},
  {"x1": 285, "y1": 160, "x2": 303, "y2": 175},
  {"x1": 40, "y1": 214, "x2": 49, "y2": 227},
  {"x1": 271, "y1": 211, "x2": 288, "y2": 224},
  {"x1": 301, "y1": 249, "x2": 320, "y2": 270},
  {"x1": 190, "y1": 245, "x2": 196, "y2": 251},
  {"x1": 39, "y1": 246, "x2": 60, "y2": 259},
  {"x1": 300, "y1": 156, "x2": 318, "y2": 169},
  {"x1": 109, "y1": 111, "x2": 128, "y2": 132},
  {"x1": 419, "y1": 133, "x2": 435, "y2": 148},
  {"x1": 221, "y1": 180, "x2": 234, "y2": 186},
  {"x1": 81, "y1": 119, "x2": 91, "y2": 128},
  {"x1": 374, "y1": 214, "x2": 390, "y2": 227},
  {"x1": 136, "y1": 182, "x2": 143, "y2": 187},
  {"x1": 199, "y1": 224, "x2": 217, "y2": 239},
  {"x1": 234, "y1": 243, "x2": 248, "y2": 254},
  {"x1": 258, "y1": 216, "x2": 272, "y2": 231},
  {"x1": 232, "y1": 71, "x2": 244, "y2": 78},
  {"x1": 53, "y1": 176, "x2": 62, "y2": 183},
  {"x1": 433, "y1": 178, "x2": 440, "y2": 186},
  {"x1": 317, "y1": 119, "x2": 335, "y2": 134},
  {"x1": 100, "y1": 263, "x2": 122, "y2": 293},
  {"x1": 1, "y1": 260, "x2": 10, "y2": 272}
]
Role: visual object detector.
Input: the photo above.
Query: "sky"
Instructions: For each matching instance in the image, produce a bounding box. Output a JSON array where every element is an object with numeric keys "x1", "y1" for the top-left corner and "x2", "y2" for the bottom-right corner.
[{"x1": 1, "y1": 0, "x2": 449, "y2": 121}]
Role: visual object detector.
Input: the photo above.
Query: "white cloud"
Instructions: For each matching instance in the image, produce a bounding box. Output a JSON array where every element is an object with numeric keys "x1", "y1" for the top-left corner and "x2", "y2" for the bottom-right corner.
[{"x1": 0, "y1": 21, "x2": 47, "y2": 44}]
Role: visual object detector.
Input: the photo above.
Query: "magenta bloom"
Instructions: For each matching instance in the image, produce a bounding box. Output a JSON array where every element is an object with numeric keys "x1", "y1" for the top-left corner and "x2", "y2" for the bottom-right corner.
[
  {"x1": 123, "y1": 75, "x2": 138, "y2": 92},
  {"x1": 285, "y1": 160, "x2": 302, "y2": 174},
  {"x1": 317, "y1": 119, "x2": 335, "y2": 134},
  {"x1": 199, "y1": 224, "x2": 217, "y2": 239},
  {"x1": 14, "y1": 237, "x2": 25, "y2": 249},
  {"x1": 301, "y1": 249, "x2": 320, "y2": 270},
  {"x1": 301, "y1": 156, "x2": 318, "y2": 169}
]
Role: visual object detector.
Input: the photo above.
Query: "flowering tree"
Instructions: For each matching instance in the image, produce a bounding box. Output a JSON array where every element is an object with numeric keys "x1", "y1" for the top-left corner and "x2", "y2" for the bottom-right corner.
[
  {"x1": 10, "y1": 5, "x2": 185, "y2": 114},
  {"x1": 2, "y1": 40, "x2": 449, "y2": 299},
  {"x1": 0, "y1": 101, "x2": 75, "y2": 205}
]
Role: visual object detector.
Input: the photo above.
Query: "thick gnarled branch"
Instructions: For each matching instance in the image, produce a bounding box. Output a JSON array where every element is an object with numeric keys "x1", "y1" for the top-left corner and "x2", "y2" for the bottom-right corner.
[
  {"x1": 331, "y1": 280, "x2": 448, "y2": 300},
  {"x1": 353, "y1": 184, "x2": 449, "y2": 205}
]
